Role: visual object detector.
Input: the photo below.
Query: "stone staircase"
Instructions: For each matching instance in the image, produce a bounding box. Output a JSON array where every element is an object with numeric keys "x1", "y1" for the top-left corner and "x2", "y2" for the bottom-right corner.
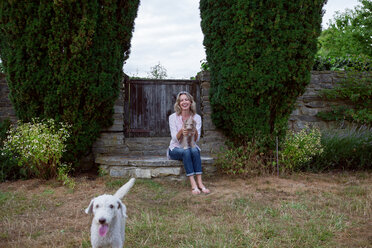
[{"x1": 95, "y1": 137, "x2": 217, "y2": 179}]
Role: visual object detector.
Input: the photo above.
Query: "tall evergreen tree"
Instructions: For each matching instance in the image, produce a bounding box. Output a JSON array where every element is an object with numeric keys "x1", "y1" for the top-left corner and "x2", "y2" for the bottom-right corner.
[
  {"x1": 0, "y1": 0, "x2": 140, "y2": 165},
  {"x1": 200, "y1": 0, "x2": 327, "y2": 148}
]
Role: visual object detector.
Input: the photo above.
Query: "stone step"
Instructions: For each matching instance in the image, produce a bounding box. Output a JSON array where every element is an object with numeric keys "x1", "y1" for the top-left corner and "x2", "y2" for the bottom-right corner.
[
  {"x1": 96, "y1": 155, "x2": 216, "y2": 179},
  {"x1": 125, "y1": 137, "x2": 170, "y2": 151}
]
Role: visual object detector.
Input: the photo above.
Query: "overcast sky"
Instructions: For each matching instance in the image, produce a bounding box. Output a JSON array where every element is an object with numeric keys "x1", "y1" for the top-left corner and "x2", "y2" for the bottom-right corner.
[{"x1": 124, "y1": 0, "x2": 361, "y2": 79}]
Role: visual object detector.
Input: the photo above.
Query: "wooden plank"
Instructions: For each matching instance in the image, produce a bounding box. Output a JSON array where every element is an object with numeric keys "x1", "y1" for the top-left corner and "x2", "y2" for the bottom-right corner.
[{"x1": 124, "y1": 79, "x2": 200, "y2": 137}]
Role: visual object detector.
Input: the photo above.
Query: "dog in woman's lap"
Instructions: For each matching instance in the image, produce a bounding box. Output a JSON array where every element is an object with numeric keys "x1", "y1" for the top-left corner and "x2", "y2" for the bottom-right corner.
[{"x1": 180, "y1": 117, "x2": 196, "y2": 149}]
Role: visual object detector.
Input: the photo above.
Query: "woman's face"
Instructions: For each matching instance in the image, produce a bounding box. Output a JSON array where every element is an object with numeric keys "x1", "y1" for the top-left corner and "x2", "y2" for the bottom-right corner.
[{"x1": 179, "y1": 94, "x2": 191, "y2": 111}]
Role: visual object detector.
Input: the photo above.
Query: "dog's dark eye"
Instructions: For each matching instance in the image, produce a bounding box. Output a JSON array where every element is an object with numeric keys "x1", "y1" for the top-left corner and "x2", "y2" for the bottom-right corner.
[
  {"x1": 109, "y1": 204, "x2": 114, "y2": 209},
  {"x1": 95, "y1": 204, "x2": 99, "y2": 208}
]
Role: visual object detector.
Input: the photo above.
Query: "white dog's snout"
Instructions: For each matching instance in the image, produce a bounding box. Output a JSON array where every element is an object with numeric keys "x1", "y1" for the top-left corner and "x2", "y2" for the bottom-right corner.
[{"x1": 98, "y1": 218, "x2": 106, "y2": 224}]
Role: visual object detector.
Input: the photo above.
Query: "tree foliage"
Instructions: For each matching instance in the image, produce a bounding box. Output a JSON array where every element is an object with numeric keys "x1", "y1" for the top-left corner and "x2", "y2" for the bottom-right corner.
[
  {"x1": 200, "y1": 0, "x2": 327, "y2": 148},
  {"x1": 318, "y1": 0, "x2": 372, "y2": 58},
  {"x1": 0, "y1": 1, "x2": 140, "y2": 165},
  {"x1": 147, "y1": 62, "x2": 167, "y2": 79}
]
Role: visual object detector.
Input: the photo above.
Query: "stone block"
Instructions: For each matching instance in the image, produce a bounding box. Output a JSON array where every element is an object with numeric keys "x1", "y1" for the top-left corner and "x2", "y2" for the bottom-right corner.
[
  {"x1": 202, "y1": 104, "x2": 212, "y2": 114},
  {"x1": 151, "y1": 167, "x2": 181, "y2": 177},
  {"x1": 113, "y1": 105, "x2": 124, "y2": 114},
  {"x1": 197, "y1": 71, "x2": 210, "y2": 82},
  {"x1": 203, "y1": 117, "x2": 216, "y2": 131},
  {"x1": 304, "y1": 101, "x2": 326, "y2": 108},
  {"x1": 93, "y1": 133, "x2": 124, "y2": 147},
  {"x1": 320, "y1": 73, "x2": 333, "y2": 83},
  {"x1": 300, "y1": 107, "x2": 319, "y2": 116},
  {"x1": 298, "y1": 115, "x2": 319, "y2": 122},
  {"x1": 109, "y1": 166, "x2": 134, "y2": 178},
  {"x1": 133, "y1": 168, "x2": 152, "y2": 178}
]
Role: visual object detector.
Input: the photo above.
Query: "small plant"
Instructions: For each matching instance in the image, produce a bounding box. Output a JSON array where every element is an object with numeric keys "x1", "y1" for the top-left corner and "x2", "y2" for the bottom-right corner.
[
  {"x1": 57, "y1": 163, "x2": 76, "y2": 190},
  {"x1": 2, "y1": 118, "x2": 70, "y2": 179},
  {"x1": 200, "y1": 59, "x2": 209, "y2": 71},
  {"x1": 280, "y1": 127, "x2": 323, "y2": 172},
  {"x1": 98, "y1": 167, "x2": 108, "y2": 177},
  {"x1": 310, "y1": 125, "x2": 372, "y2": 171},
  {"x1": 216, "y1": 141, "x2": 268, "y2": 176}
]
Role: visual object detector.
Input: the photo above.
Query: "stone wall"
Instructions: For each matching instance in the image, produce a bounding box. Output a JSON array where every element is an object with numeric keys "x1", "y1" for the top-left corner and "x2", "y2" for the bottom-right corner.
[
  {"x1": 197, "y1": 71, "x2": 358, "y2": 134},
  {"x1": 0, "y1": 71, "x2": 365, "y2": 160},
  {"x1": 91, "y1": 77, "x2": 128, "y2": 157},
  {"x1": 289, "y1": 71, "x2": 350, "y2": 131},
  {"x1": 196, "y1": 72, "x2": 226, "y2": 154}
]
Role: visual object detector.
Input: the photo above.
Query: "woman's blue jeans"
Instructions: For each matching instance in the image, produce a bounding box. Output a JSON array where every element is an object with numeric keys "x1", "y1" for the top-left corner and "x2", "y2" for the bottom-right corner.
[{"x1": 168, "y1": 147, "x2": 202, "y2": 176}]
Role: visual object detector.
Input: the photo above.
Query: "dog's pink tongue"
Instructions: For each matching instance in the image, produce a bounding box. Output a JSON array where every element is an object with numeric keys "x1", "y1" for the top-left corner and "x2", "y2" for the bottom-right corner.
[{"x1": 99, "y1": 224, "x2": 109, "y2": 237}]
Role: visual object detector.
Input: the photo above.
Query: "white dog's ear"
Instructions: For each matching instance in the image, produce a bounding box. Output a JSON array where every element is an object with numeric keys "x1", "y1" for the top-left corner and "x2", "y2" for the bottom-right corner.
[
  {"x1": 85, "y1": 199, "x2": 95, "y2": 214},
  {"x1": 117, "y1": 200, "x2": 127, "y2": 218}
]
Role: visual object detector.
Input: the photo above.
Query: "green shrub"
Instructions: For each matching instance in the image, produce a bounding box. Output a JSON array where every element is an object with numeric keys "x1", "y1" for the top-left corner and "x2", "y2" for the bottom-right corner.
[
  {"x1": 0, "y1": 1, "x2": 140, "y2": 167},
  {"x1": 57, "y1": 163, "x2": 76, "y2": 190},
  {"x1": 2, "y1": 119, "x2": 70, "y2": 179},
  {"x1": 312, "y1": 55, "x2": 371, "y2": 71},
  {"x1": 0, "y1": 119, "x2": 20, "y2": 182},
  {"x1": 0, "y1": 119, "x2": 11, "y2": 144},
  {"x1": 317, "y1": 71, "x2": 372, "y2": 126},
  {"x1": 310, "y1": 126, "x2": 372, "y2": 171},
  {"x1": 215, "y1": 141, "x2": 270, "y2": 176},
  {"x1": 280, "y1": 127, "x2": 323, "y2": 172},
  {"x1": 200, "y1": 0, "x2": 326, "y2": 149}
]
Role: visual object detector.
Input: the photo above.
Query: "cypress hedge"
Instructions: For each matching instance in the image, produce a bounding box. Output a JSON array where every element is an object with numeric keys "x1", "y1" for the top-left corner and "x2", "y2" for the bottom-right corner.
[
  {"x1": 200, "y1": 0, "x2": 327, "y2": 148},
  {"x1": 0, "y1": 1, "x2": 139, "y2": 165}
]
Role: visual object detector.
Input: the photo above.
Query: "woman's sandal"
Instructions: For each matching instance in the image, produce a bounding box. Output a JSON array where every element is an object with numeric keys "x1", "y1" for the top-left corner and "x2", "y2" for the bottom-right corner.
[
  {"x1": 191, "y1": 188, "x2": 201, "y2": 195},
  {"x1": 200, "y1": 187, "x2": 210, "y2": 194}
]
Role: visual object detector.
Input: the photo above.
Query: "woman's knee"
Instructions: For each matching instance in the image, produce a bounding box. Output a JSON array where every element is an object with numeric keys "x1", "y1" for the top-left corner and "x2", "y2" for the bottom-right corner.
[
  {"x1": 190, "y1": 147, "x2": 200, "y2": 156},
  {"x1": 182, "y1": 148, "x2": 192, "y2": 159}
]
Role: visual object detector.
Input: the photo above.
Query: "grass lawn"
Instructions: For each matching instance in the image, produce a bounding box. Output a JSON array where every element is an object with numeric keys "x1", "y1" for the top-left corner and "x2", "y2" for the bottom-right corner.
[{"x1": 0, "y1": 171, "x2": 371, "y2": 247}]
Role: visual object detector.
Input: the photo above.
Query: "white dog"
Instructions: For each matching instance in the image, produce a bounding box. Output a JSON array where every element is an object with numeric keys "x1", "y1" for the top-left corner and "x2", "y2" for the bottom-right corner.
[{"x1": 85, "y1": 178, "x2": 135, "y2": 248}]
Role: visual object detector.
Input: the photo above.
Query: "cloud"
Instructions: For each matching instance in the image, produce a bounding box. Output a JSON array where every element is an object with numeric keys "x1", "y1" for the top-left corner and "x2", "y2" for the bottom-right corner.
[
  {"x1": 124, "y1": 0, "x2": 205, "y2": 79},
  {"x1": 125, "y1": 0, "x2": 361, "y2": 78}
]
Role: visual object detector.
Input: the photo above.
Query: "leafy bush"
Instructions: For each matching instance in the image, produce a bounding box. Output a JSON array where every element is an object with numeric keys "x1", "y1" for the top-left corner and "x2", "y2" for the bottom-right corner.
[
  {"x1": 215, "y1": 141, "x2": 271, "y2": 176},
  {"x1": 317, "y1": 0, "x2": 372, "y2": 59},
  {"x1": 0, "y1": 119, "x2": 11, "y2": 143},
  {"x1": 2, "y1": 119, "x2": 70, "y2": 179},
  {"x1": 57, "y1": 163, "x2": 76, "y2": 190},
  {"x1": 310, "y1": 126, "x2": 372, "y2": 171},
  {"x1": 280, "y1": 127, "x2": 323, "y2": 172},
  {"x1": 0, "y1": 1, "x2": 140, "y2": 167},
  {"x1": 200, "y1": 0, "x2": 326, "y2": 149},
  {"x1": 312, "y1": 55, "x2": 371, "y2": 71},
  {"x1": 317, "y1": 71, "x2": 372, "y2": 125},
  {"x1": 0, "y1": 119, "x2": 20, "y2": 182}
]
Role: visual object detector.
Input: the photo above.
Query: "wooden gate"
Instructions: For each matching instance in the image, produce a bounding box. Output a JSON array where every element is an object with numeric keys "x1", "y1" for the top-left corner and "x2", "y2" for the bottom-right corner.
[{"x1": 124, "y1": 78, "x2": 201, "y2": 137}]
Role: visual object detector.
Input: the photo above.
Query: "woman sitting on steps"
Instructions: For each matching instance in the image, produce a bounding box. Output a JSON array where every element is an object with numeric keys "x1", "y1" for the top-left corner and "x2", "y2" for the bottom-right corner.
[{"x1": 167, "y1": 91, "x2": 210, "y2": 195}]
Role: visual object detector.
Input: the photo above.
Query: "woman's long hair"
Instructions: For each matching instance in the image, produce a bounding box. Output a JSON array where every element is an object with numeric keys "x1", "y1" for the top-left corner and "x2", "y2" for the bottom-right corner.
[{"x1": 174, "y1": 91, "x2": 197, "y2": 115}]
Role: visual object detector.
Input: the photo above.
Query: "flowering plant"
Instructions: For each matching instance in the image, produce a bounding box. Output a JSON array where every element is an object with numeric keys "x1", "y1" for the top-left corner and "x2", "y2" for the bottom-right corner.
[
  {"x1": 2, "y1": 119, "x2": 70, "y2": 179},
  {"x1": 280, "y1": 127, "x2": 323, "y2": 172}
]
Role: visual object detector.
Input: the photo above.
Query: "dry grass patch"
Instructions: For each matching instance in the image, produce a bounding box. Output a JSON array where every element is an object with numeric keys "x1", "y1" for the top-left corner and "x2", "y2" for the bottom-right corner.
[{"x1": 0, "y1": 172, "x2": 371, "y2": 247}]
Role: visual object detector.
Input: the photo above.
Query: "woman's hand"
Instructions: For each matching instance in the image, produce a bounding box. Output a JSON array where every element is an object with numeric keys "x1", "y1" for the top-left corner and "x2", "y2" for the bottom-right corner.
[{"x1": 182, "y1": 128, "x2": 189, "y2": 136}]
